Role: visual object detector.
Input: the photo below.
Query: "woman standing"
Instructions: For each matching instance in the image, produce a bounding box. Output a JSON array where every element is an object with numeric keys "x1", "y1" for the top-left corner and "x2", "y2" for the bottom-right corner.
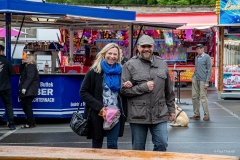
[
  {"x1": 80, "y1": 43, "x2": 126, "y2": 149},
  {"x1": 19, "y1": 54, "x2": 39, "y2": 128}
]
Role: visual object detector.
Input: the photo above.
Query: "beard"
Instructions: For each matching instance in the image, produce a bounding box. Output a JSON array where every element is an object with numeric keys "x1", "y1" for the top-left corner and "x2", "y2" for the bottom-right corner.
[{"x1": 140, "y1": 51, "x2": 152, "y2": 61}]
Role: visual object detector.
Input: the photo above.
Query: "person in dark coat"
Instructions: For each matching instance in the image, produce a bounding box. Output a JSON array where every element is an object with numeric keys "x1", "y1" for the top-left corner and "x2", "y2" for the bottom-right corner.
[
  {"x1": 19, "y1": 54, "x2": 39, "y2": 128},
  {"x1": 80, "y1": 43, "x2": 127, "y2": 149},
  {"x1": 0, "y1": 44, "x2": 16, "y2": 130}
]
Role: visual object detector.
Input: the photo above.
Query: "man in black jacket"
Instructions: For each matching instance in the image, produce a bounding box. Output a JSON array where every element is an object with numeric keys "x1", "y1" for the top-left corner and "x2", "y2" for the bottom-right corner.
[{"x1": 0, "y1": 45, "x2": 16, "y2": 130}]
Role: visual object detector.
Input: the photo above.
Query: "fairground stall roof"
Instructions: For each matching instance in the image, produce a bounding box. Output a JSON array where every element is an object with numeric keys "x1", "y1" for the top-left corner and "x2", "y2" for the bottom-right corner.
[{"x1": 0, "y1": 0, "x2": 185, "y2": 30}]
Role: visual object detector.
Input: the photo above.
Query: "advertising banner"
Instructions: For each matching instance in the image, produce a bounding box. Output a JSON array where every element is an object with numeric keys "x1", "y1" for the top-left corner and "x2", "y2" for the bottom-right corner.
[
  {"x1": 223, "y1": 73, "x2": 240, "y2": 90},
  {"x1": 220, "y1": 0, "x2": 240, "y2": 25}
]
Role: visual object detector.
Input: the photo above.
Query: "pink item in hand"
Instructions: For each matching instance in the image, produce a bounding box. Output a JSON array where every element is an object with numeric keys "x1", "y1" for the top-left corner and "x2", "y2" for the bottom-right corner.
[{"x1": 106, "y1": 106, "x2": 119, "y2": 123}]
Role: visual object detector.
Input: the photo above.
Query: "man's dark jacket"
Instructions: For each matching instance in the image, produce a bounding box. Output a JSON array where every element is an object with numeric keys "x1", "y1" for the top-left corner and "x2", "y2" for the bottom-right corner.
[{"x1": 0, "y1": 55, "x2": 16, "y2": 91}]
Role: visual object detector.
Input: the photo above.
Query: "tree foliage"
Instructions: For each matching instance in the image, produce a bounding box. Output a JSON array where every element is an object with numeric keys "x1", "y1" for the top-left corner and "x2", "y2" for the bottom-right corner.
[{"x1": 46, "y1": 0, "x2": 216, "y2": 5}]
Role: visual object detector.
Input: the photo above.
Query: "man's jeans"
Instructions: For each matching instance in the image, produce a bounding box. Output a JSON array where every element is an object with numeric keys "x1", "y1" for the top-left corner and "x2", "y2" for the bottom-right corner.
[
  {"x1": 0, "y1": 89, "x2": 15, "y2": 127},
  {"x1": 130, "y1": 122, "x2": 168, "y2": 151},
  {"x1": 92, "y1": 119, "x2": 120, "y2": 149}
]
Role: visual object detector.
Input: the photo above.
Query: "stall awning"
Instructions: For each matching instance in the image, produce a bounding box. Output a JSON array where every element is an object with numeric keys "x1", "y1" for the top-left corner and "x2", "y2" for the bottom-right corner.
[
  {"x1": 136, "y1": 12, "x2": 217, "y2": 29},
  {"x1": 0, "y1": 0, "x2": 186, "y2": 30},
  {"x1": 0, "y1": 0, "x2": 135, "y2": 21}
]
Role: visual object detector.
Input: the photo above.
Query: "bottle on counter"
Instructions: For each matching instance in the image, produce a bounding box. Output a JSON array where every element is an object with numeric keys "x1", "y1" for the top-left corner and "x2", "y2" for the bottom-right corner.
[
  {"x1": 31, "y1": 41, "x2": 34, "y2": 49},
  {"x1": 44, "y1": 41, "x2": 47, "y2": 49},
  {"x1": 39, "y1": 41, "x2": 42, "y2": 49},
  {"x1": 80, "y1": 62, "x2": 83, "y2": 73},
  {"x1": 25, "y1": 41, "x2": 28, "y2": 49},
  {"x1": 44, "y1": 61, "x2": 49, "y2": 74},
  {"x1": 63, "y1": 62, "x2": 66, "y2": 73}
]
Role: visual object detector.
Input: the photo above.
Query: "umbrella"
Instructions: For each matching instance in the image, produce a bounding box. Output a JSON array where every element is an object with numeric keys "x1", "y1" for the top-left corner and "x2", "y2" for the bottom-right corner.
[{"x1": 0, "y1": 28, "x2": 25, "y2": 37}]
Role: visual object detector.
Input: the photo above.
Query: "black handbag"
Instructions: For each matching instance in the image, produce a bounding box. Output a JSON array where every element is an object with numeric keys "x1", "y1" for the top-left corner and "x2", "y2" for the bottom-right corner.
[{"x1": 70, "y1": 99, "x2": 91, "y2": 136}]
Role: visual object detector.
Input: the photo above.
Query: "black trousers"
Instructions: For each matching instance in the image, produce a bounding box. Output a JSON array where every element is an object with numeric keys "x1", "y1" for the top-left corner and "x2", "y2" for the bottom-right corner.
[
  {"x1": 0, "y1": 89, "x2": 15, "y2": 127},
  {"x1": 20, "y1": 96, "x2": 36, "y2": 126}
]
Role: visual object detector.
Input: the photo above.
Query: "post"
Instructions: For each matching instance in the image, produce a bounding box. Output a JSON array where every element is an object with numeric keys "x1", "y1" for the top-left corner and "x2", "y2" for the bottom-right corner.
[
  {"x1": 217, "y1": 26, "x2": 224, "y2": 96},
  {"x1": 128, "y1": 24, "x2": 133, "y2": 59},
  {"x1": 5, "y1": 13, "x2": 11, "y2": 60},
  {"x1": 69, "y1": 28, "x2": 74, "y2": 66}
]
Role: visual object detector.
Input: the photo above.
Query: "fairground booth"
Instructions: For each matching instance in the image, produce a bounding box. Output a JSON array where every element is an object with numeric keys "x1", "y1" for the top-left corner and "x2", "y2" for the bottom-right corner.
[
  {"x1": 216, "y1": 0, "x2": 240, "y2": 99},
  {"x1": 0, "y1": 0, "x2": 185, "y2": 118},
  {"x1": 136, "y1": 12, "x2": 218, "y2": 85}
]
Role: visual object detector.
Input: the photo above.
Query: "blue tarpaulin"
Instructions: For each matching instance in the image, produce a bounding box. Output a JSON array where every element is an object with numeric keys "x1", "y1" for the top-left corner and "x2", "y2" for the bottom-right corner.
[{"x1": 0, "y1": 0, "x2": 136, "y2": 21}]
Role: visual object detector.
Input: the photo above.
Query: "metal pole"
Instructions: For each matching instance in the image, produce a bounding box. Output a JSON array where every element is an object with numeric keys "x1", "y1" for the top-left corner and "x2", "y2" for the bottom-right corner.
[
  {"x1": 132, "y1": 25, "x2": 143, "y2": 55},
  {"x1": 128, "y1": 24, "x2": 133, "y2": 59},
  {"x1": 69, "y1": 27, "x2": 74, "y2": 66},
  {"x1": 5, "y1": 13, "x2": 11, "y2": 60},
  {"x1": 12, "y1": 15, "x2": 25, "y2": 59}
]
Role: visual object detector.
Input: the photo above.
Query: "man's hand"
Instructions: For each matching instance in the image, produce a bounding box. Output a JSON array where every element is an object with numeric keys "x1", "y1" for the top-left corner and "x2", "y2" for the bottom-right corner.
[
  {"x1": 204, "y1": 84, "x2": 209, "y2": 89},
  {"x1": 123, "y1": 81, "x2": 133, "y2": 88},
  {"x1": 147, "y1": 81, "x2": 154, "y2": 91},
  {"x1": 168, "y1": 113, "x2": 176, "y2": 122}
]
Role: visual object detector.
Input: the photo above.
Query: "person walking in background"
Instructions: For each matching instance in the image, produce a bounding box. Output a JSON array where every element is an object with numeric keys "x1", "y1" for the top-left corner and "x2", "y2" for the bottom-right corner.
[
  {"x1": 120, "y1": 35, "x2": 176, "y2": 151},
  {"x1": 190, "y1": 44, "x2": 212, "y2": 121},
  {"x1": 84, "y1": 46, "x2": 98, "y2": 66},
  {"x1": 80, "y1": 43, "x2": 127, "y2": 149},
  {"x1": 19, "y1": 54, "x2": 39, "y2": 128},
  {"x1": 0, "y1": 44, "x2": 16, "y2": 130}
]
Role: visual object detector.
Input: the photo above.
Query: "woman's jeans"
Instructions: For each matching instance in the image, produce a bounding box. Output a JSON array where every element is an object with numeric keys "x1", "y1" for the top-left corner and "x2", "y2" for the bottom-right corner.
[
  {"x1": 130, "y1": 122, "x2": 168, "y2": 151},
  {"x1": 20, "y1": 96, "x2": 36, "y2": 126},
  {"x1": 92, "y1": 119, "x2": 120, "y2": 149}
]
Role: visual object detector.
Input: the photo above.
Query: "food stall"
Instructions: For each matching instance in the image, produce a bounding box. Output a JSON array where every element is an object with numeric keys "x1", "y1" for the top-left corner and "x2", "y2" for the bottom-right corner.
[
  {"x1": 0, "y1": 0, "x2": 136, "y2": 118},
  {"x1": 135, "y1": 12, "x2": 217, "y2": 84},
  {"x1": 65, "y1": 28, "x2": 216, "y2": 84},
  {"x1": 0, "y1": 0, "x2": 185, "y2": 118},
  {"x1": 217, "y1": 0, "x2": 240, "y2": 98}
]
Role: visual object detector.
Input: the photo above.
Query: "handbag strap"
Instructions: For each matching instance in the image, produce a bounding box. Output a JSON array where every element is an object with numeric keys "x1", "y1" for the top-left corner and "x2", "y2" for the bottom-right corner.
[
  {"x1": 78, "y1": 98, "x2": 91, "y2": 119},
  {"x1": 77, "y1": 98, "x2": 83, "y2": 112}
]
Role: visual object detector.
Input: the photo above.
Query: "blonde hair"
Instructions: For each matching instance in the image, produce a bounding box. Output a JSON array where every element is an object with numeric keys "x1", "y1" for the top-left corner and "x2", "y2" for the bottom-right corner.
[
  {"x1": 27, "y1": 54, "x2": 37, "y2": 65},
  {"x1": 91, "y1": 43, "x2": 122, "y2": 73}
]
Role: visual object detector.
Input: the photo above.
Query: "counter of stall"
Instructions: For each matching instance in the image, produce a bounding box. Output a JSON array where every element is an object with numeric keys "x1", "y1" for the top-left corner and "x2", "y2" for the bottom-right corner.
[{"x1": 0, "y1": 73, "x2": 86, "y2": 118}]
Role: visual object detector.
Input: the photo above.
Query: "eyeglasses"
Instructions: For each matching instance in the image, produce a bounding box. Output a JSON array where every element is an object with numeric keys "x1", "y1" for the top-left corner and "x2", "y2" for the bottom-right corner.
[{"x1": 140, "y1": 45, "x2": 152, "y2": 48}]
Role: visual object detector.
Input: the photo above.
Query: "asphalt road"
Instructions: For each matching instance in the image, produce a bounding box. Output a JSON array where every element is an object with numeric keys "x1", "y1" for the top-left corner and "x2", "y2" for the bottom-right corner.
[{"x1": 0, "y1": 89, "x2": 239, "y2": 157}]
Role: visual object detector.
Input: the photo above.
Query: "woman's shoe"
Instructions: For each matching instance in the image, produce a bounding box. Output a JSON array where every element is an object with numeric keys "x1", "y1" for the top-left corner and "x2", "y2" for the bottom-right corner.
[{"x1": 21, "y1": 124, "x2": 36, "y2": 129}]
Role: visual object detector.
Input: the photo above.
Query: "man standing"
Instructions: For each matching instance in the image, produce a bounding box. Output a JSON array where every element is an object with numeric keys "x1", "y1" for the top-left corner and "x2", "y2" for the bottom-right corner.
[
  {"x1": 120, "y1": 35, "x2": 176, "y2": 151},
  {"x1": 0, "y1": 44, "x2": 16, "y2": 130},
  {"x1": 190, "y1": 44, "x2": 212, "y2": 121}
]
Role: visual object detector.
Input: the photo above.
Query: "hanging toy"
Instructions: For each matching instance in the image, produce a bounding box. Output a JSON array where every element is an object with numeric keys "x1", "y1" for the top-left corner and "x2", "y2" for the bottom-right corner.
[
  {"x1": 116, "y1": 31, "x2": 122, "y2": 39},
  {"x1": 195, "y1": 30, "x2": 201, "y2": 41},
  {"x1": 163, "y1": 30, "x2": 173, "y2": 46}
]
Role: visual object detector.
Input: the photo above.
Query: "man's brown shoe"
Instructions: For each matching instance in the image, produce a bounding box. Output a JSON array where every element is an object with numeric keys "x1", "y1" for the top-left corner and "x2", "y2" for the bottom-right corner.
[
  {"x1": 203, "y1": 116, "x2": 210, "y2": 121},
  {"x1": 190, "y1": 115, "x2": 200, "y2": 120}
]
